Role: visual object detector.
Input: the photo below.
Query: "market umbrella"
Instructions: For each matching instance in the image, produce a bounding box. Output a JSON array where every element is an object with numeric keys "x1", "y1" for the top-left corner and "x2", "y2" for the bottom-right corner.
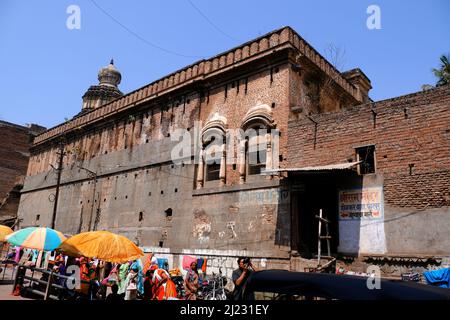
[
  {"x1": 58, "y1": 230, "x2": 143, "y2": 263},
  {"x1": 5, "y1": 227, "x2": 66, "y2": 251},
  {"x1": 0, "y1": 225, "x2": 13, "y2": 242}
]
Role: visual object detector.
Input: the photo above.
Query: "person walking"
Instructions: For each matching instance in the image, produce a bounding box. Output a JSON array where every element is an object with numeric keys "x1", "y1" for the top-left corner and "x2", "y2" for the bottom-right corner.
[{"x1": 184, "y1": 261, "x2": 199, "y2": 300}]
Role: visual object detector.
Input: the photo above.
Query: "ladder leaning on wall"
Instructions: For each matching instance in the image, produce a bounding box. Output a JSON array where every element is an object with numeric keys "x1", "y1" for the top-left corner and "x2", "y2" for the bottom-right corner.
[{"x1": 315, "y1": 209, "x2": 336, "y2": 271}]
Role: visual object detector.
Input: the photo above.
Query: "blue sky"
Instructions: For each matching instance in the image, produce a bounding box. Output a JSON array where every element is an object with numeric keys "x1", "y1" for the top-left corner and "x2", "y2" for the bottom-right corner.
[{"x1": 0, "y1": 0, "x2": 448, "y2": 129}]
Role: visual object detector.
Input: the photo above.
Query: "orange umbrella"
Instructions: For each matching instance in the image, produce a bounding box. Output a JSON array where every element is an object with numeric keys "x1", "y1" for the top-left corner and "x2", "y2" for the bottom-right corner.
[
  {"x1": 0, "y1": 225, "x2": 14, "y2": 242},
  {"x1": 58, "y1": 230, "x2": 143, "y2": 263}
]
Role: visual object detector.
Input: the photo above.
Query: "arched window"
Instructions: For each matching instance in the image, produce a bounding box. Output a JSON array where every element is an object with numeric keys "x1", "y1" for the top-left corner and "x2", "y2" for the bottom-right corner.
[
  {"x1": 247, "y1": 124, "x2": 269, "y2": 175},
  {"x1": 239, "y1": 103, "x2": 276, "y2": 183},
  {"x1": 204, "y1": 135, "x2": 222, "y2": 181},
  {"x1": 196, "y1": 113, "x2": 227, "y2": 189}
]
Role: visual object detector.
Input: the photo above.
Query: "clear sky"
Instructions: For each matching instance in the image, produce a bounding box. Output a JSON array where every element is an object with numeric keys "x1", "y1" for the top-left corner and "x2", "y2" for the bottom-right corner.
[{"x1": 0, "y1": 0, "x2": 448, "y2": 129}]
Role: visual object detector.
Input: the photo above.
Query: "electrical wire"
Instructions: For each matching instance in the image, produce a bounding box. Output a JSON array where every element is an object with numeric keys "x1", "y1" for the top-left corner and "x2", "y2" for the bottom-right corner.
[
  {"x1": 90, "y1": 0, "x2": 204, "y2": 59},
  {"x1": 187, "y1": 0, "x2": 239, "y2": 41}
]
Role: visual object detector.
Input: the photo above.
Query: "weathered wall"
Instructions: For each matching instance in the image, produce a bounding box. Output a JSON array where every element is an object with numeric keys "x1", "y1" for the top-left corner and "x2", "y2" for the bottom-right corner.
[
  {"x1": 287, "y1": 85, "x2": 450, "y2": 256},
  {"x1": 0, "y1": 122, "x2": 30, "y2": 201},
  {"x1": 18, "y1": 63, "x2": 295, "y2": 260},
  {"x1": 0, "y1": 121, "x2": 45, "y2": 223}
]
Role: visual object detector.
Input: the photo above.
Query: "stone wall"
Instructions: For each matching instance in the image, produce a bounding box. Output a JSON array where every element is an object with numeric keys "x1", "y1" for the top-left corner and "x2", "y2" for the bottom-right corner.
[{"x1": 18, "y1": 64, "x2": 295, "y2": 260}]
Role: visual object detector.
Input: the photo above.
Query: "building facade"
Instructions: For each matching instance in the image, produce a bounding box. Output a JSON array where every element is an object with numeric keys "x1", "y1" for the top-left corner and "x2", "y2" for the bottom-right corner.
[
  {"x1": 0, "y1": 121, "x2": 46, "y2": 226},
  {"x1": 16, "y1": 27, "x2": 449, "y2": 277}
]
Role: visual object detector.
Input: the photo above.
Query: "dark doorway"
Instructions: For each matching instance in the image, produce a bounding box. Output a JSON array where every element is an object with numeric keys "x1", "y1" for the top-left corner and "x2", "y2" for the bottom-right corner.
[{"x1": 293, "y1": 173, "x2": 340, "y2": 259}]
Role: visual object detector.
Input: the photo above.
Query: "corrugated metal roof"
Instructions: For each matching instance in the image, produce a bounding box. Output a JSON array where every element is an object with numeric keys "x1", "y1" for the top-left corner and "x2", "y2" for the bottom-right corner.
[{"x1": 261, "y1": 161, "x2": 361, "y2": 174}]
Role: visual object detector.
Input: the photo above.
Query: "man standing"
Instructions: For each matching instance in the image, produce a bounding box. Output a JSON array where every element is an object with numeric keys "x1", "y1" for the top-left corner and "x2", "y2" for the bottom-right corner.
[{"x1": 232, "y1": 257, "x2": 257, "y2": 300}]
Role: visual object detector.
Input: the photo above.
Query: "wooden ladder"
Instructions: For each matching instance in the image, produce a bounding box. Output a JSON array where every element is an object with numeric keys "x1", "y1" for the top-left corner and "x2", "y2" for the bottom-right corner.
[{"x1": 316, "y1": 209, "x2": 333, "y2": 268}]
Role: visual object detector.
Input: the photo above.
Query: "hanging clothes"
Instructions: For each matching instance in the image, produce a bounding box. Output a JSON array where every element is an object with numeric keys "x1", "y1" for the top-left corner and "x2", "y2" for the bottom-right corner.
[
  {"x1": 201, "y1": 258, "x2": 207, "y2": 273},
  {"x1": 197, "y1": 258, "x2": 204, "y2": 269},
  {"x1": 182, "y1": 255, "x2": 197, "y2": 270},
  {"x1": 143, "y1": 255, "x2": 153, "y2": 275},
  {"x1": 157, "y1": 258, "x2": 169, "y2": 270}
]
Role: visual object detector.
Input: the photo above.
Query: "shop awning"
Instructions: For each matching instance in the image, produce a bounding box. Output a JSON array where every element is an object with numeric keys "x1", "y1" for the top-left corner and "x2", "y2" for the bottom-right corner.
[{"x1": 261, "y1": 161, "x2": 361, "y2": 175}]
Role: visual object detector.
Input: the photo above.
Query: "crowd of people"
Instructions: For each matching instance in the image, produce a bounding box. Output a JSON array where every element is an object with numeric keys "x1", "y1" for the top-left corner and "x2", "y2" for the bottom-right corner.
[
  {"x1": 6, "y1": 245, "x2": 257, "y2": 301},
  {"x1": 52, "y1": 253, "x2": 215, "y2": 300}
]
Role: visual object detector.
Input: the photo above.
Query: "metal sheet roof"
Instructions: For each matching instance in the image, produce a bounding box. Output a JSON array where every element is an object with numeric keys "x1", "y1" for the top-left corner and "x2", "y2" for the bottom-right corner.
[{"x1": 261, "y1": 161, "x2": 360, "y2": 174}]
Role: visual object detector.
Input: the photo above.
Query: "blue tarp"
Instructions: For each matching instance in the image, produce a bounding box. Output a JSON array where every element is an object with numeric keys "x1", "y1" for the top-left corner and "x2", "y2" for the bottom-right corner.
[{"x1": 423, "y1": 267, "x2": 450, "y2": 289}]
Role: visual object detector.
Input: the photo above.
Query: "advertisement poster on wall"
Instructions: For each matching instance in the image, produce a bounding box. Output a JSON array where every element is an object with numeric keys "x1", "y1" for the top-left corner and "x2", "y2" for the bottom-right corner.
[{"x1": 339, "y1": 187, "x2": 384, "y2": 220}]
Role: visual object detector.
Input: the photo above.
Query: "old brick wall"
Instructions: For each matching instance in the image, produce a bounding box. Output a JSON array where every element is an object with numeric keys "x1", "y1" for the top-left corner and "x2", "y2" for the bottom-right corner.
[
  {"x1": 0, "y1": 121, "x2": 34, "y2": 222},
  {"x1": 287, "y1": 85, "x2": 450, "y2": 255}
]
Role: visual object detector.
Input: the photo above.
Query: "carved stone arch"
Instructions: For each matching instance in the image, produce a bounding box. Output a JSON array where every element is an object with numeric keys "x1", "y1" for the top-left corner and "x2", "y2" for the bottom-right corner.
[
  {"x1": 241, "y1": 103, "x2": 275, "y2": 130},
  {"x1": 201, "y1": 112, "x2": 227, "y2": 144}
]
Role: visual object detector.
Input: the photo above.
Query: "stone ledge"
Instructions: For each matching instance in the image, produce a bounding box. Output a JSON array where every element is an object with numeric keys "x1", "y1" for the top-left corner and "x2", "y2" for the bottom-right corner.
[{"x1": 192, "y1": 179, "x2": 281, "y2": 196}]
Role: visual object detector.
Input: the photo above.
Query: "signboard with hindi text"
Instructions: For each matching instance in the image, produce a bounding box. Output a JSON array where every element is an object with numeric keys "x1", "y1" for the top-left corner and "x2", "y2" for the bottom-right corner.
[{"x1": 339, "y1": 187, "x2": 383, "y2": 220}]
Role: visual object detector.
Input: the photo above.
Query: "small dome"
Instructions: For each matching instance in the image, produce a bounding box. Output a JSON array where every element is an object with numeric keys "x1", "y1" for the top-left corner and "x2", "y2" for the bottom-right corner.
[{"x1": 98, "y1": 59, "x2": 121, "y2": 87}]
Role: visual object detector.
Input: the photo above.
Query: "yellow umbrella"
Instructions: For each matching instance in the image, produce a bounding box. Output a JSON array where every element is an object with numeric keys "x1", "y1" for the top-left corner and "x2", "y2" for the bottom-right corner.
[
  {"x1": 0, "y1": 225, "x2": 14, "y2": 242},
  {"x1": 58, "y1": 230, "x2": 143, "y2": 263}
]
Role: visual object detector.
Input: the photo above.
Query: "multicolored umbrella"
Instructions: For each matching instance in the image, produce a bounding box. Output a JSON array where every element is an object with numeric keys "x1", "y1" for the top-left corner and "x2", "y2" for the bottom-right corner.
[
  {"x1": 5, "y1": 227, "x2": 66, "y2": 251},
  {"x1": 58, "y1": 230, "x2": 143, "y2": 263},
  {"x1": 0, "y1": 225, "x2": 14, "y2": 242}
]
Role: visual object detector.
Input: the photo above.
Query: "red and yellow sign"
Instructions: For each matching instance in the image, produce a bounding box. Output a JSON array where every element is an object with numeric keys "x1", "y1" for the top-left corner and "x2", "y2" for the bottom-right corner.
[{"x1": 339, "y1": 187, "x2": 383, "y2": 220}]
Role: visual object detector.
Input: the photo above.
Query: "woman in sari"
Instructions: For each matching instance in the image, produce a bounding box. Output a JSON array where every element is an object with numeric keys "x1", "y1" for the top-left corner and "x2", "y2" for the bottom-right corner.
[
  {"x1": 184, "y1": 261, "x2": 199, "y2": 300},
  {"x1": 130, "y1": 259, "x2": 144, "y2": 297},
  {"x1": 117, "y1": 261, "x2": 130, "y2": 297},
  {"x1": 149, "y1": 265, "x2": 178, "y2": 300}
]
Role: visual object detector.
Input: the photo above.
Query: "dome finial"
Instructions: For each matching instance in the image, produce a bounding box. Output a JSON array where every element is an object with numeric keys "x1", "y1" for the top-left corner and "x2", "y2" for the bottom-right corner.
[{"x1": 97, "y1": 59, "x2": 121, "y2": 88}]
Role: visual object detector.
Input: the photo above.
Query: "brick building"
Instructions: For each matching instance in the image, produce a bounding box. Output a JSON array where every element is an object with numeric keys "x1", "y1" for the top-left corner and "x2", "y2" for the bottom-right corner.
[
  {"x1": 0, "y1": 121, "x2": 46, "y2": 226},
  {"x1": 16, "y1": 27, "x2": 449, "y2": 276}
]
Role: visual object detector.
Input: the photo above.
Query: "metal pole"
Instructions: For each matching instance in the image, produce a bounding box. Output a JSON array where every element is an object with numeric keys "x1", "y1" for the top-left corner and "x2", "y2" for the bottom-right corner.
[
  {"x1": 87, "y1": 173, "x2": 97, "y2": 231},
  {"x1": 317, "y1": 209, "x2": 322, "y2": 267},
  {"x1": 44, "y1": 270, "x2": 54, "y2": 300},
  {"x1": 51, "y1": 142, "x2": 64, "y2": 229}
]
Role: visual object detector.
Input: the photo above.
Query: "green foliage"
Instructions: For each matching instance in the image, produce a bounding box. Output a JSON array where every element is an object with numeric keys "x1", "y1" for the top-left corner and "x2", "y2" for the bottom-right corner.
[{"x1": 432, "y1": 54, "x2": 450, "y2": 87}]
